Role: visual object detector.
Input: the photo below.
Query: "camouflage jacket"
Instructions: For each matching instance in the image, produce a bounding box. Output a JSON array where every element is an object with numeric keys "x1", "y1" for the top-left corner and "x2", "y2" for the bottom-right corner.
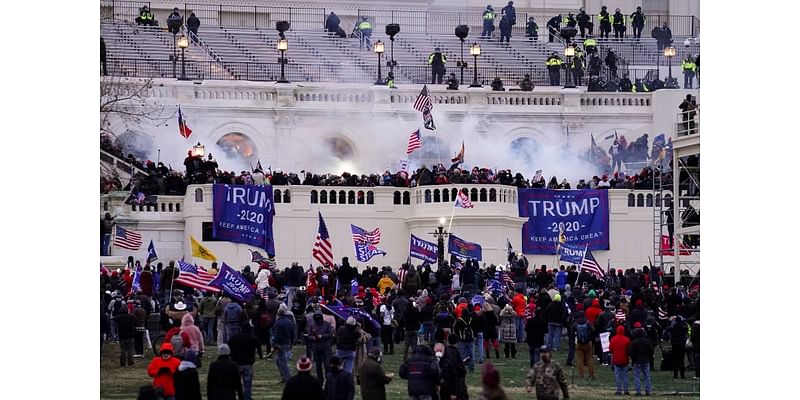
[{"x1": 527, "y1": 360, "x2": 569, "y2": 400}]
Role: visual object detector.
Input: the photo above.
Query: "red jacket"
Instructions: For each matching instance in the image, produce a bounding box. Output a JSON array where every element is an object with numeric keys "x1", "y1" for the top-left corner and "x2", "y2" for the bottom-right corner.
[
  {"x1": 585, "y1": 299, "x2": 602, "y2": 326},
  {"x1": 608, "y1": 326, "x2": 630, "y2": 366},
  {"x1": 147, "y1": 354, "x2": 181, "y2": 396},
  {"x1": 511, "y1": 294, "x2": 527, "y2": 317}
]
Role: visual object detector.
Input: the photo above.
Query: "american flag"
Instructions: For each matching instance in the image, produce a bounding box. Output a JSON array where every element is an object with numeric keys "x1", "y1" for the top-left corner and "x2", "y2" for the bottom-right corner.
[
  {"x1": 614, "y1": 308, "x2": 627, "y2": 323},
  {"x1": 406, "y1": 129, "x2": 422, "y2": 154},
  {"x1": 413, "y1": 85, "x2": 433, "y2": 112},
  {"x1": 658, "y1": 306, "x2": 668, "y2": 320},
  {"x1": 423, "y1": 108, "x2": 436, "y2": 130},
  {"x1": 350, "y1": 224, "x2": 381, "y2": 245},
  {"x1": 501, "y1": 270, "x2": 515, "y2": 289},
  {"x1": 579, "y1": 247, "x2": 605, "y2": 278},
  {"x1": 113, "y1": 226, "x2": 143, "y2": 251},
  {"x1": 454, "y1": 190, "x2": 474, "y2": 208},
  {"x1": 312, "y1": 212, "x2": 334, "y2": 267},
  {"x1": 175, "y1": 259, "x2": 220, "y2": 292},
  {"x1": 178, "y1": 106, "x2": 192, "y2": 139},
  {"x1": 397, "y1": 267, "x2": 407, "y2": 290}
]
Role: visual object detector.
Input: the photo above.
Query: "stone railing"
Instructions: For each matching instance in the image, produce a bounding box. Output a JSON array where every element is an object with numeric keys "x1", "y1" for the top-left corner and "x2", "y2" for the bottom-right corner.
[
  {"x1": 106, "y1": 78, "x2": 655, "y2": 115},
  {"x1": 101, "y1": 185, "x2": 664, "y2": 218}
]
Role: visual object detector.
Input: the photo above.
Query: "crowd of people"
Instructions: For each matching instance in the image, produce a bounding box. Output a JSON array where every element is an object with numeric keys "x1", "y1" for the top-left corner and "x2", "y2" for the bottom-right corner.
[
  {"x1": 102, "y1": 141, "x2": 675, "y2": 197},
  {"x1": 103, "y1": 251, "x2": 699, "y2": 400}
]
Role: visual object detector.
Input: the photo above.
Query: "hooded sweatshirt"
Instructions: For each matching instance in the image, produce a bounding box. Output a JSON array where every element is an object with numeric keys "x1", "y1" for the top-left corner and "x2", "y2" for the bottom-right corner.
[
  {"x1": 174, "y1": 359, "x2": 202, "y2": 400},
  {"x1": 256, "y1": 269, "x2": 271, "y2": 291},
  {"x1": 585, "y1": 298, "x2": 602, "y2": 326},
  {"x1": 608, "y1": 325, "x2": 630, "y2": 366},
  {"x1": 180, "y1": 313, "x2": 204, "y2": 353}
]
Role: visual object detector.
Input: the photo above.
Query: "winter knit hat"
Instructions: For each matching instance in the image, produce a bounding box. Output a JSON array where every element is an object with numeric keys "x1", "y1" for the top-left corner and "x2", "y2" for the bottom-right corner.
[
  {"x1": 218, "y1": 344, "x2": 231, "y2": 356},
  {"x1": 297, "y1": 356, "x2": 313, "y2": 372}
]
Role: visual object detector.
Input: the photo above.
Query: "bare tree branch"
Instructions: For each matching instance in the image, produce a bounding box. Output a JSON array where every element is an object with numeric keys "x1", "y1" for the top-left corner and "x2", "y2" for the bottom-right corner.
[{"x1": 100, "y1": 76, "x2": 171, "y2": 138}]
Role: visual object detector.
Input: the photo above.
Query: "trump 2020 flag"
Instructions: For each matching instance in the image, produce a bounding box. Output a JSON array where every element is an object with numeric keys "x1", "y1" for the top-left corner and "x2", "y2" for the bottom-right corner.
[
  {"x1": 448, "y1": 234, "x2": 482, "y2": 261},
  {"x1": 558, "y1": 242, "x2": 586, "y2": 265},
  {"x1": 209, "y1": 263, "x2": 255, "y2": 302}
]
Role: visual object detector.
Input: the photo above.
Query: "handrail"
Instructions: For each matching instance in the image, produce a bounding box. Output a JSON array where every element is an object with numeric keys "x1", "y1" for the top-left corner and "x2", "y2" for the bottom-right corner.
[{"x1": 100, "y1": 1, "x2": 698, "y2": 36}]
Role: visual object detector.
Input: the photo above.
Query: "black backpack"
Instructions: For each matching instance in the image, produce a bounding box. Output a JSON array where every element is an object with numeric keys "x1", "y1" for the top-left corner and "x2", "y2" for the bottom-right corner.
[{"x1": 576, "y1": 321, "x2": 591, "y2": 344}]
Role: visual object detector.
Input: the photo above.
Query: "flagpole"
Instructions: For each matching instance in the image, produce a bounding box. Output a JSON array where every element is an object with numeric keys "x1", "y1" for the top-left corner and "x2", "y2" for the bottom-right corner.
[
  {"x1": 447, "y1": 199, "x2": 457, "y2": 233},
  {"x1": 434, "y1": 136, "x2": 443, "y2": 168},
  {"x1": 575, "y1": 244, "x2": 589, "y2": 286}
]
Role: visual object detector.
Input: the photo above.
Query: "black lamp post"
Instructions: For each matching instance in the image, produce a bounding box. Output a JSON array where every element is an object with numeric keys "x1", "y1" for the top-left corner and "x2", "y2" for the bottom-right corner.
[
  {"x1": 177, "y1": 34, "x2": 189, "y2": 80},
  {"x1": 172, "y1": 32, "x2": 178, "y2": 78},
  {"x1": 564, "y1": 45, "x2": 576, "y2": 88},
  {"x1": 664, "y1": 46, "x2": 676, "y2": 81},
  {"x1": 429, "y1": 217, "x2": 449, "y2": 266},
  {"x1": 455, "y1": 25, "x2": 470, "y2": 86},
  {"x1": 277, "y1": 38, "x2": 289, "y2": 83},
  {"x1": 469, "y1": 43, "x2": 481, "y2": 87},
  {"x1": 386, "y1": 24, "x2": 400, "y2": 75},
  {"x1": 374, "y1": 40, "x2": 385, "y2": 85}
]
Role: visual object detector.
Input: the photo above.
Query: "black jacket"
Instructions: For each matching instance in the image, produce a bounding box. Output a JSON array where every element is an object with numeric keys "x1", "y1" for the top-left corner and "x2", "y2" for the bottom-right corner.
[
  {"x1": 399, "y1": 348, "x2": 440, "y2": 396},
  {"x1": 282, "y1": 371, "x2": 324, "y2": 400},
  {"x1": 114, "y1": 312, "x2": 137, "y2": 340},
  {"x1": 359, "y1": 358, "x2": 391, "y2": 400},
  {"x1": 228, "y1": 331, "x2": 259, "y2": 366},
  {"x1": 207, "y1": 356, "x2": 243, "y2": 400},
  {"x1": 174, "y1": 362, "x2": 203, "y2": 400},
  {"x1": 526, "y1": 314, "x2": 548, "y2": 347},
  {"x1": 404, "y1": 305, "x2": 421, "y2": 332},
  {"x1": 324, "y1": 369, "x2": 355, "y2": 400},
  {"x1": 544, "y1": 301, "x2": 567, "y2": 324},
  {"x1": 336, "y1": 325, "x2": 360, "y2": 352},
  {"x1": 187, "y1": 15, "x2": 200, "y2": 31},
  {"x1": 628, "y1": 330, "x2": 653, "y2": 364}
]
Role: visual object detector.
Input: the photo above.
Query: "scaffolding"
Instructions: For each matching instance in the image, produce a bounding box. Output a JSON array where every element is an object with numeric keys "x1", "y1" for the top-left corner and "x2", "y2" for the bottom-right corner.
[{"x1": 653, "y1": 108, "x2": 700, "y2": 285}]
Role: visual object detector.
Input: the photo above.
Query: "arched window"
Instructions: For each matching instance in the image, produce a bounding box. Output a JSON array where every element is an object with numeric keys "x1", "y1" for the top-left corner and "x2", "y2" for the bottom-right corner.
[
  {"x1": 311, "y1": 190, "x2": 318, "y2": 204},
  {"x1": 490, "y1": 189, "x2": 497, "y2": 202},
  {"x1": 329, "y1": 190, "x2": 337, "y2": 204},
  {"x1": 216, "y1": 132, "x2": 258, "y2": 163},
  {"x1": 367, "y1": 191, "x2": 374, "y2": 205},
  {"x1": 637, "y1": 193, "x2": 644, "y2": 207},
  {"x1": 394, "y1": 191, "x2": 401, "y2": 205},
  {"x1": 646, "y1": 194, "x2": 653, "y2": 207},
  {"x1": 480, "y1": 189, "x2": 487, "y2": 202},
  {"x1": 403, "y1": 191, "x2": 410, "y2": 205},
  {"x1": 320, "y1": 191, "x2": 328, "y2": 204},
  {"x1": 470, "y1": 188, "x2": 478, "y2": 202},
  {"x1": 168, "y1": 203, "x2": 174, "y2": 212},
  {"x1": 443, "y1": 188, "x2": 450, "y2": 203},
  {"x1": 451, "y1": 188, "x2": 458, "y2": 201},
  {"x1": 160, "y1": 203, "x2": 165, "y2": 212},
  {"x1": 175, "y1": 203, "x2": 180, "y2": 212},
  {"x1": 348, "y1": 191, "x2": 356, "y2": 204},
  {"x1": 425, "y1": 189, "x2": 432, "y2": 203},
  {"x1": 337, "y1": 191, "x2": 344, "y2": 204},
  {"x1": 194, "y1": 188, "x2": 203, "y2": 203},
  {"x1": 655, "y1": 193, "x2": 661, "y2": 207},
  {"x1": 274, "y1": 189, "x2": 282, "y2": 203},
  {"x1": 628, "y1": 193, "x2": 635, "y2": 207},
  {"x1": 283, "y1": 190, "x2": 290, "y2": 203},
  {"x1": 510, "y1": 137, "x2": 541, "y2": 164},
  {"x1": 357, "y1": 191, "x2": 365, "y2": 205},
  {"x1": 434, "y1": 189, "x2": 441, "y2": 203}
]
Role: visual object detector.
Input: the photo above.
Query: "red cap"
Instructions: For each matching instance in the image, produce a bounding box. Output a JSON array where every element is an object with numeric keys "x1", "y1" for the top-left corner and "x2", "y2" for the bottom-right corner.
[{"x1": 634, "y1": 322, "x2": 642, "y2": 328}]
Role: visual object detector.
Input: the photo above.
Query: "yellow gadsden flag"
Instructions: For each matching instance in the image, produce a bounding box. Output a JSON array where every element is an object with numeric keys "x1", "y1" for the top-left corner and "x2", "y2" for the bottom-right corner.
[{"x1": 190, "y1": 235, "x2": 217, "y2": 261}]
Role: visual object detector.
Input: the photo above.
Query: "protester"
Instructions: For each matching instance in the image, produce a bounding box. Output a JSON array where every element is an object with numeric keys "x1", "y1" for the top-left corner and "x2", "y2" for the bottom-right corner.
[
  {"x1": 147, "y1": 343, "x2": 181, "y2": 399},
  {"x1": 399, "y1": 345, "x2": 440, "y2": 400},
  {"x1": 358, "y1": 347, "x2": 392, "y2": 400},
  {"x1": 274, "y1": 303, "x2": 297, "y2": 384},
  {"x1": 324, "y1": 356, "x2": 355, "y2": 400},
  {"x1": 228, "y1": 323, "x2": 259, "y2": 400},
  {"x1": 609, "y1": 325, "x2": 631, "y2": 395},
  {"x1": 479, "y1": 362, "x2": 508, "y2": 400},
  {"x1": 282, "y1": 356, "x2": 324, "y2": 400},
  {"x1": 174, "y1": 349, "x2": 202, "y2": 400},
  {"x1": 207, "y1": 344, "x2": 244, "y2": 400}
]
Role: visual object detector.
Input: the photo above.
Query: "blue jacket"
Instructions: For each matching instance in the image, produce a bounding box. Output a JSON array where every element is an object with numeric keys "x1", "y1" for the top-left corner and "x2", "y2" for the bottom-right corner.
[{"x1": 273, "y1": 314, "x2": 296, "y2": 346}]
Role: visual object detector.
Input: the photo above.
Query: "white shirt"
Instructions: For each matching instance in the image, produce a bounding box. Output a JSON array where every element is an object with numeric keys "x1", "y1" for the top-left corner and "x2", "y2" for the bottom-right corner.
[{"x1": 380, "y1": 304, "x2": 394, "y2": 326}]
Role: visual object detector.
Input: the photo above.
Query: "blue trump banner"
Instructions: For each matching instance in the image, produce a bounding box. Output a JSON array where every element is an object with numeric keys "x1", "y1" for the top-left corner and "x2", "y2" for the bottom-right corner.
[
  {"x1": 518, "y1": 189, "x2": 609, "y2": 254},
  {"x1": 209, "y1": 263, "x2": 254, "y2": 302},
  {"x1": 322, "y1": 304, "x2": 382, "y2": 333},
  {"x1": 448, "y1": 234, "x2": 482, "y2": 261},
  {"x1": 558, "y1": 242, "x2": 587, "y2": 265},
  {"x1": 410, "y1": 234, "x2": 437, "y2": 264},
  {"x1": 354, "y1": 241, "x2": 387, "y2": 262},
  {"x1": 212, "y1": 184, "x2": 275, "y2": 255}
]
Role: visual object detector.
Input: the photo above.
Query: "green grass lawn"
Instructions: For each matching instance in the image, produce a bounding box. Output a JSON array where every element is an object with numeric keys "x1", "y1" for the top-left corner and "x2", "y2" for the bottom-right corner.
[{"x1": 100, "y1": 341, "x2": 699, "y2": 399}]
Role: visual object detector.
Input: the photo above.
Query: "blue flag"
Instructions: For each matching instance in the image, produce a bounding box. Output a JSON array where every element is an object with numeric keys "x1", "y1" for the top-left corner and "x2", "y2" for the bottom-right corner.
[
  {"x1": 351, "y1": 278, "x2": 359, "y2": 296},
  {"x1": 146, "y1": 240, "x2": 158, "y2": 264},
  {"x1": 409, "y1": 234, "x2": 438, "y2": 264},
  {"x1": 354, "y1": 241, "x2": 387, "y2": 262},
  {"x1": 209, "y1": 263, "x2": 254, "y2": 302},
  {"x1": 448, "y1": 234, "x2": 482, "y2": 261},
  {"x1": 212, "y1": 184, "x2": 275, "y2": 255},
  {"x1": 322, "y1": 304, "x2": 382, "y2": 333},
  {"x1": 130, "y1": 264, "x2": 143, "y2": 294},
  {"x1": 558, "y1": 242, "x2": 586, "y2": 265}
]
